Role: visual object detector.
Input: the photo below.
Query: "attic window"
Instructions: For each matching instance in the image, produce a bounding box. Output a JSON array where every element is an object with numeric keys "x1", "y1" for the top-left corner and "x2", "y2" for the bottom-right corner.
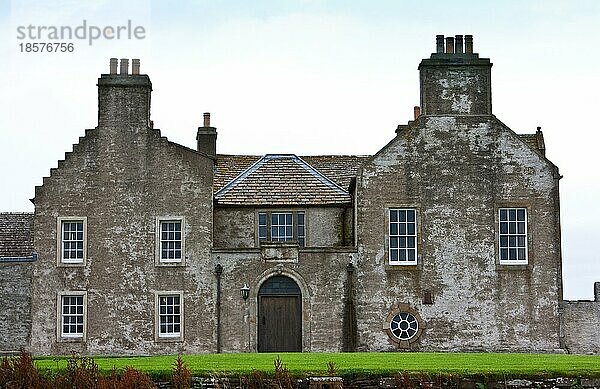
[{"x1": 258, "y1": 211, "x2": 305, "y2": 247}]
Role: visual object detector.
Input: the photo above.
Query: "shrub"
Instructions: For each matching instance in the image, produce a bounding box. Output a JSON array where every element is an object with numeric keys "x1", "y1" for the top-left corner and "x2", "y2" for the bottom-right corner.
[
  {"x1": 242, "y1": 369, "x2": 269, "y2": 389},
  {"x1": 171, "y1": 354, "x2": 192, "y2": 389},
  {"x1": 327, "y1": 361, "x2": 337, "y2": 376},
  {"x1": 273, "y1": 356, "x2": 293, "y2": 389},
  {"x1": 112, "y1": 366, "x2": 156, "y2": 389},
  {"x1": 0, "y1": 349, "x2": 49, "y2": 389}
]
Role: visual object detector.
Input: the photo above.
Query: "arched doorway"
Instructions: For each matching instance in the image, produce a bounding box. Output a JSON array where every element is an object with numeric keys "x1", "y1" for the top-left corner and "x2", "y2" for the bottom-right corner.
[{"x1": 257, "y1": 275, "x2": 302, "y2": 352}]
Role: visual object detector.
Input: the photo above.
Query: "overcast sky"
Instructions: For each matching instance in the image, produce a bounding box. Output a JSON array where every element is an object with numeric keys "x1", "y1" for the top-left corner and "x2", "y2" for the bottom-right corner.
[{"x1": 0, "y1": 0, "x2": 598, "y2": 299}]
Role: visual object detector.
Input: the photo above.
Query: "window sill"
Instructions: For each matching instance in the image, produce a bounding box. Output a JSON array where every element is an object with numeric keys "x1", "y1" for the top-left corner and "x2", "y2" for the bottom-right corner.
[
  {"x1": 58, "y1": 336, "x2": 85, "y2": 343},
  {"x1": 57, "y1": 261, "x2": 85, "y2": 268},
  {"x1": 156, "y1": 336, "x2": 183, "y2": 342},
  {"x1": 385, "y1": 264, "x2": 421, "y2": 272},
  {"x1": 496, "y1": 263, "x2": 532, "y2": 271},
  {"x1": 155, "y1": 260, "x2": 186, "y2": 267}
]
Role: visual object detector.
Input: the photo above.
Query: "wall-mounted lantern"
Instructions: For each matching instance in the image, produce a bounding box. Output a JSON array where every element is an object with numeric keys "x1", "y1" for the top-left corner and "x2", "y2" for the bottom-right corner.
[{"x1": 240, "y1": 283, "x2": 250, "y2": 301}]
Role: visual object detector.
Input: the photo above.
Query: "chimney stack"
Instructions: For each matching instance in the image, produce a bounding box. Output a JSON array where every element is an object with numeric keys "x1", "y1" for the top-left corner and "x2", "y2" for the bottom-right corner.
[
  {"x1": 595, "y1": 281, "x2": 600, "y2": 302},
  {"x1": 98, "y1": 58, "x2": 152, "y2": 127},
  {"x1": 418, "y1": 35, "x2": 492, "y2": 115},
  {"x1": 109, "y1": 58, "x2": 118, "y2": 75},
  {"x1": 455, "y1": 35, "x2": 464, "y2": 54},
  {"x1": 465, "y1": 35, "x2": 473, "y2": 53},
  {"x1": 436, "y1": 35, "x2": 444, "y2": 54},
  {"x1": 413, "y1": 106, "x2": 421, "y2": 120},
  {"x1": 445, "y1": 37, "x2": 455, "y2": 54},
  {"x1": 132, "y1": 59, "x2": 140, "y2": 75},
  {"x1": 197, "y1": 112, "x2": 217, "y2": 160},
  {"x1": 435, "y1": 34, "x2": 474, "y2": 54},
  {"x1": 119, "y1": 58, "x2": 129, "y2": 75}
]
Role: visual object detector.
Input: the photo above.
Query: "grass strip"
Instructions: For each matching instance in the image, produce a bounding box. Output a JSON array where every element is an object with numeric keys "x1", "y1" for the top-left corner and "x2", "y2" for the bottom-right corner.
[{"x1": 34, "y1": 352, "x2": 600, "y2": 379}]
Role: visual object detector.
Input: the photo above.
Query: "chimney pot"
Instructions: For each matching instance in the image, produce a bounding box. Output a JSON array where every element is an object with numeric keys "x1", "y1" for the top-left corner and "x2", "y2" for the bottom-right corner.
[
  {"x1": 109, "y1": 58, "x2": 118, "y2": 75},
  {"x1": 414, "y1": 106, "x2": 421, "y2": 120},
  {"x1": 445, "y1": 37, "x2": 455, "y2": 54},
  {"x1": 203, "y1": 112, "x2": 211, "y2": 127},
  {"x1": 436, "y1": 35, "x2": 445, "y2": 53},
  {"x1": 465, "y1": 35, "x2": 473, "y2": 53},
  {"x1": 132, "y1": 59, "x2": 140, "y2": 75},
  {"x1": 455, "y1": 35, "x2": 464, "y2": 54},
  {"x1": 119, "y1": 58, "x2": 129, "y2": 75}
]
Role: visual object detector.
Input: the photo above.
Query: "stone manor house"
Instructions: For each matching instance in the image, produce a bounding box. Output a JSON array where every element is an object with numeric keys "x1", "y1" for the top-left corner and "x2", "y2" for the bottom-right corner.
[{"x1": 1, "y1": 35, "x2": 598, "y2": 355}]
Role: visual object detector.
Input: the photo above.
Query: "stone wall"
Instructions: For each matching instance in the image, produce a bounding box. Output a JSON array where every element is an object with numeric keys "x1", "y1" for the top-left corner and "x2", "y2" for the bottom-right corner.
[
  {"x1": 214, "y1": 248, "x2": 355, "y2": 352},
  {"x1": 0, "y1": 261, "x2": 33, "y2": 352},
  {"x1": 214, "y1": 206, "x2": 349, "y2": 249},
  {"x1": 29, "y1": 68, "x2": 216, "y2": 355},
  {"x1": 561, "y1": 283, "x2": 600, "y2": 354},
  {"x1": 354, "y1": 115, "x2": 562, "y2": 352}
]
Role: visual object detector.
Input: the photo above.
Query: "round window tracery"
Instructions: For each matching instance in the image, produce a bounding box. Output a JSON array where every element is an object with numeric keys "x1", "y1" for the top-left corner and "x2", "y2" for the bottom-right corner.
[{"x1": 389, "y1": 312, "x2": 419, "y2": 341}]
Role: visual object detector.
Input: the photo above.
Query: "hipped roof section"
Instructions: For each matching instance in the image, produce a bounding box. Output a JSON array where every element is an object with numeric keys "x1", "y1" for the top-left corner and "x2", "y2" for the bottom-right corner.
[{"x1": 213, "y1": 154, "x2": 367, "y2": 206}]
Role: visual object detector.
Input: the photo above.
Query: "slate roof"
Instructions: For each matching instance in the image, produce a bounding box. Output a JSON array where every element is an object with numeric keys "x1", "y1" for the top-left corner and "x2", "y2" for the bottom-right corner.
[
  {"x1": 214, "y1": 155, "x2": 261, "y2": 193},
  {"x1": 0, "y1": 212, "x2": 34, "y2": 258},
  {"x1": 214, "y1": 154, "x2": 363, "y2": 206},
  {"x1": 301, "y1": 155, "x2": 369, "y2": 191},
  {"x1": 518, "y1": 131, "x2": 545, "y2": 155},
  {"x1": 214, "y1": 154, "x2": 368, "y2": 194}
]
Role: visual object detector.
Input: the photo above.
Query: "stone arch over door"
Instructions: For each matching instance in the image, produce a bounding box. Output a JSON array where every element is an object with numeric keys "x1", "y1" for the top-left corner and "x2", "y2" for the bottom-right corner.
[{"x1": 250, "y1": 267, "x2": 311, "y2": 352}]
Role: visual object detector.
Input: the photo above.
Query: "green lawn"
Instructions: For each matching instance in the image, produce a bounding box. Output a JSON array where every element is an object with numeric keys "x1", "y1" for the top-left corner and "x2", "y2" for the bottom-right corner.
[{"x1": 33, "y1": 352, "x2": 600, "y2": 379}]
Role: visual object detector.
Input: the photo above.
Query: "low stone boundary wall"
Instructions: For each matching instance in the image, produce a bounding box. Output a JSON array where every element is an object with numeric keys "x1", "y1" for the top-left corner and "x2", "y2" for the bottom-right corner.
[
  {"x1": 152, "y1": 376, "x2": 600, "y2": 388},
  {"x1": 561, "y1": 283, "x2": 600, "y2": 355}
]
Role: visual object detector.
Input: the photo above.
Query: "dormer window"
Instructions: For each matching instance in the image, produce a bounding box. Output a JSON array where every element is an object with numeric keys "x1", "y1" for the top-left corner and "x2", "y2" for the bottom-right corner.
[{"x1": 258, "y1": 211, "x2": 305, "y2": 247}]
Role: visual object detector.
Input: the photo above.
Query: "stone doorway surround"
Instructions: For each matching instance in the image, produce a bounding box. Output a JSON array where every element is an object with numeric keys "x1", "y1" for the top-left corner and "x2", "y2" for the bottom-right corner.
[{"x1": 250, "y1": 265, "x2": 312, "y2": 352}]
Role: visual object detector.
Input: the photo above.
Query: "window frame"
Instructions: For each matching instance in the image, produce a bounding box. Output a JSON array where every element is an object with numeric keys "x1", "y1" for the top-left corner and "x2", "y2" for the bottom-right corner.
[
  {"x1": 57, "y1": 291, "x2": 87, "y2": 342},
  {"x1": 155, "y1": 217, "x2": 185, "y2": 266},
  {"x1": 387, "y1": 208, "x2": 419, "y2": 266},
  {"x1": 155, "y1": 291, "x2": 184, "y2": 341},
  {"x1": 383, "y1": 303, "x2": 424, "y2": 347},
  {"x1": 57, "y1": 217, "x2": 87, "y2": 266},
  {"x1": 497, "y1": 207, "x2": 529, "y2": 265},
  {"x1": 257, "y1": 210, "x2": 306, "y2": 247}
]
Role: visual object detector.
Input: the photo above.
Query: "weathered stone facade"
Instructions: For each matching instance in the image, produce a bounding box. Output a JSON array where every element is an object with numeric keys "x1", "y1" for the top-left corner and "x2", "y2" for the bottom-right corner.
[
  {"x1": 29, "y1": 68, "x2": 215, "y2": 355},
  {"x1": 0, "y1": 262, "x2": 32, "y2": 352},
  {"x1": 561, "y1": 283, "x2": 600, "y2": 354},
  {"x1": 0, "y1": 213, "x2": 35, "y2": 353},
  {"x1": 0, "y1": 36, "x2": 598, "y2": 355}
]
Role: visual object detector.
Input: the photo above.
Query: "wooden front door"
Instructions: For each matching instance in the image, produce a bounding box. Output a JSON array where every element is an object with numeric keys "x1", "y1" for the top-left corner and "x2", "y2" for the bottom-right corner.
[{"x1": 258, "y1": 276, "x2": 302, "y2": 352}]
